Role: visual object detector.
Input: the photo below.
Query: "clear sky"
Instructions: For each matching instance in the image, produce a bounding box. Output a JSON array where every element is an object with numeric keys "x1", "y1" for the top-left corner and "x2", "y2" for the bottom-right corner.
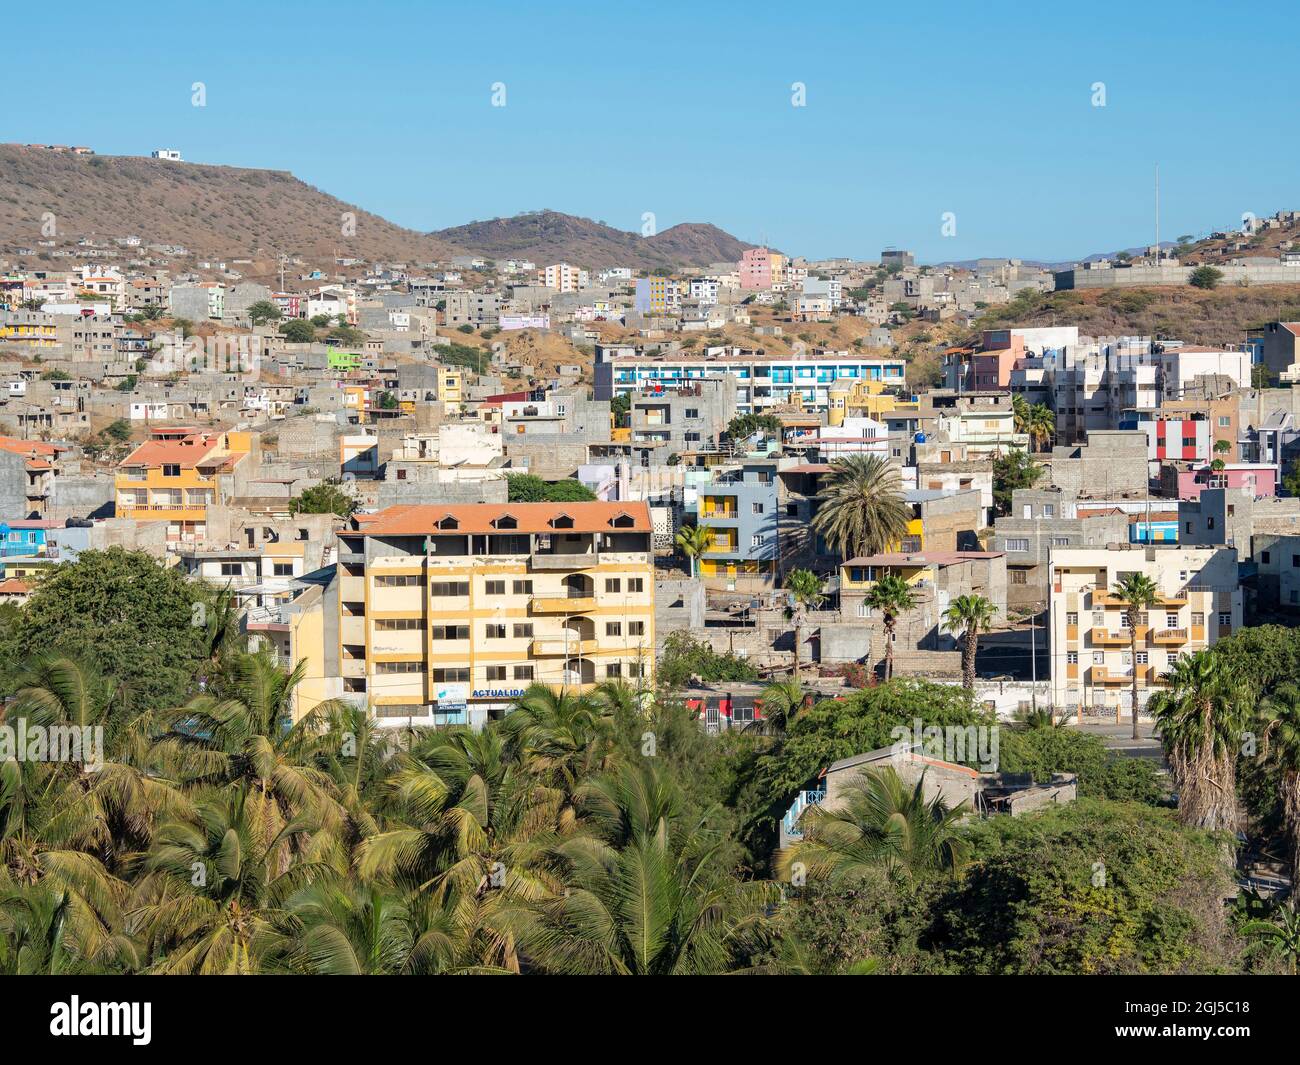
[{"x1": 4, "y1": 0, "x2": 1291, "y2": 263}]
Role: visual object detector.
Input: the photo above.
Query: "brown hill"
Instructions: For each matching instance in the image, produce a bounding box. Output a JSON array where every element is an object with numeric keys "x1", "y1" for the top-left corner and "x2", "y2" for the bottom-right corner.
[
  {"x1": 0, "y1": 145, "x2": 459, "y2": 263},
  {"x1": 0, "y1": 148, "x2": 756, "y2": 271},
  {"x1": 429, "y1": 210, "x2": 757, "y2": 269}
]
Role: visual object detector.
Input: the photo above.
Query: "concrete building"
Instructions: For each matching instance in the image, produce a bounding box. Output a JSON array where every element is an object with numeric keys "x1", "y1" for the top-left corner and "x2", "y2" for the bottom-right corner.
[
  {"x1": 336, "y1": 502, "x2": 655, "y2": 728},
  {"x1": 1048, "y1": 545, "x2": 1242, "y2": 718},
  {"x1": 693, "y1": 460, "x2": 780, "y2": 588}
]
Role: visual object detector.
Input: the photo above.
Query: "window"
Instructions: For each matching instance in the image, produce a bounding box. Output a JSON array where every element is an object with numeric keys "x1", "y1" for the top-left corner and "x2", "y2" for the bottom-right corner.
[
  {"x1": 220, "y1": 562, "x2": 242, "y2": 576},
  {"x1": 396, "y1": 469, "x2": 407, "y2": 480},
  {"x1": 374, "y1": 618, "x2": 423, "y2": 630},
  {"x1": 162, "y1": 463, "x2": 181, "y2": 477},
  {"x1": 1136, "y1": 652, "x2": 1148, "y2": 664},
  {"x1": 272, "y1": 562, "x2": 293, "y2": 577},
  {"x1": 1191, "y1": 612, "x2": 1205, "y2": 626},
  {"x1": 1166, "y1": 613, "x2": 1179, "y2": 627},
  {"x1": 1206, "y1": 516, "x2": 1215, "y2": 529},
  {"x1": 1092, "y1": 611, "x2": 1105, "y2": 626},
  {"x1": 1293, "y1": 555, "x2": 1300, "y2": 568},
  {"x1": 751, "y1": 534, "x2": 765, "y2": 548},
  {"x1": 1011, "y1": 569, "x2": 1027, "y2": 584},
  {"x1": 376, "y1": 574, "x2": 422, "y2": 587},
  {"x1": 513, "y1": 666, "x2": 534, "y2": 681},
  {"x1": 1066, "y1": 651, "x2": 1078, "y2": 664},
  {"x1": 1052, "y1": 537, "x2": 1070, "y2": 546},
  {"x1": 485, "y1": 666, "x2": 507, "y2": 681},
  {"x1": 628, "y1": 578, "x2": 644, "y2": 593},
  {"x1": 1262, "y1": 551, "x2": 1271, "y2": 564},
  {"x1": 432, "y1": 668, "x2": 469, "y2": 682},
  {"x1": 375, "y1": 661, "x2": 422, "y2": 674},
  {"x1": 1043, "y1": 504, "x2": 1055, "y2": 518},
  {"x1": 628, "y1": 662, "x2": 645, "y2": 678},
  {"x1": 1066, "y1": 612, "x2": 1078, "y2": 625},
  {"x1": 512, "y1": 623, "x2": 534, "y2": 638},
  {"x1": 1219, "y1": 612, "x2": 1232, "y2": 627},
  {"x1": 485, "y1": 624, "x2": 506, "y2": 639},
  {"x1": 605, "y1": 578, "x2": 621, "y2": 593},
  {"x1": 685, "y1": 408, "x2": 698, "y2": 419},
  {"x1": 485, "y1": 580, "x2": 505, "y2": 596},
  {"x1": 752, "y1": 502, "x2": 765, "y2": 515},
  {"x1": 431, "y1": 625, "x2": 469, "y2": 640},
  {"x1": 1092, "y1": 652, "x2": 1105, "y2": 664},
  {"x1": 513, "y1": 579, "x2": 533, "y2": 594},
  {"x1": 629, "y1": 621, "x2": 645, "y2": 637},
  {"x1": 1218, "y1": 417, "x2": 1231, "y2": 428},
  {"x1": 605, "y1": 663, "x2": 623, "y2": 678},
  {"x1": 1005, "y1": 538, "x2": 1030, "y2": 553},
  {"x1": 1120, "y1": 614, "x2": 1129, "y2": 628},
  {"x1": 606, "y1": 622, "x2": 622, "y2": 636},
  {"x1": 430, "y1": 581, "x2": 469, "y2": 596}
]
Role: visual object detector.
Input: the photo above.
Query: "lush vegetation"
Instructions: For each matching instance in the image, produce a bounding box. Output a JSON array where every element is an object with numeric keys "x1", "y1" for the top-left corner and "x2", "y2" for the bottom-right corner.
[
  {"x1": 0, "y1": 552, "x2": 1293, "y2": 975},
  {"x1": 504, "y1": 474, "x2": 596, "y2": 503},
  {"x1": 289, "y1": 480, "x2": 357, "y2": 517}
]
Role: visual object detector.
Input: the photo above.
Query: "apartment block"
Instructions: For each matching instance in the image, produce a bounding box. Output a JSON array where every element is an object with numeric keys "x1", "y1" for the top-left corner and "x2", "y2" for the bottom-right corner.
[
  {"x1": 336, "y1": 502, "x2": 655, "y2": 729},
  {"x1": 693, "y1": 460, "x2": 779, "y2": 587},
  {"x1": 1048, "y1": 545, "x2": 1241, "y2": 716}
]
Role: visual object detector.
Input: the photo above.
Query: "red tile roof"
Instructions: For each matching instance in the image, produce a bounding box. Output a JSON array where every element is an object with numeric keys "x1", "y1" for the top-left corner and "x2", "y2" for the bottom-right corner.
[{"x1": 119, "y1": 433, "x2": 222, "y2": 469}]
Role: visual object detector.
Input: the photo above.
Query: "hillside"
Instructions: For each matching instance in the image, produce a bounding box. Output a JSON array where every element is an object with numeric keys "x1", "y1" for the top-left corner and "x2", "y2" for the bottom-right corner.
[
  {"x1": 0, "y1": 145, "x2": 461, "y2": 263},
  {"x1": 0, "y1": 148, "x2": 756, "y2": 271},
  {"x1": 430, "y1": 210, "x2": 756, "y2": 269}
]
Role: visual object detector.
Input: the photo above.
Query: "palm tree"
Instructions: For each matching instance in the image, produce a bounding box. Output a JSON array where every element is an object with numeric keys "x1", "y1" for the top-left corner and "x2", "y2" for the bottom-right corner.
[
  {"x1": 943, "y1": 594, "x2": 996, "y2": 690},
  {"x1": 777, "y1": 767, "x2": 969, "y2": 886},
  {"x1": 748, "y1": 679, "x2": 807, "y2": 736},
  {"x1": 1241, "y1": 903, "x2": 1300, "y2": 976},
  {"x1": 674, "y1": 524, "x2": 713, "y2": 578},
  {"x1": 1148, "y1": 648, "x2": 1246, "y2": 831},
  {"x1": 864, "y1": 573, "x2": 916, "y2": 680},
  {"x1": 520, "y1": 762, "x2": 777, "y2": 974},
  {"x1": 1259, "y1": 682, "x2": 1300, "y2": 888},
  {"x1": 810, "y1": 454, "x2": 910, "y2": 561},
  {"x1": 784, "y1": 568, "x2": 825, "y2": 680},
  {"x1": 1026, "y1": 404, "x2": 1055, "y2": 452},
  {"x1": 1011, "y1": 393, "x2": 1029, "y2": 434},
  {"x1": 1112, "y1": 573, "x2": 1159, "y2": 739}
]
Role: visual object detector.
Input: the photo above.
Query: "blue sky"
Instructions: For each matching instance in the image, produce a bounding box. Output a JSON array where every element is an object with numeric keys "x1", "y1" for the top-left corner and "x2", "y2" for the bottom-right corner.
[{"x1": 3, "y1": 0, "x2": 1292, "y2": 263}]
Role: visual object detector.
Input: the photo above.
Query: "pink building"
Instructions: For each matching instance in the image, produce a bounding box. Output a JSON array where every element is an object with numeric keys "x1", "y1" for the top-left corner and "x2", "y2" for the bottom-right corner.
[
  {"x1": 739, "y1": 247, "x2": 773, "y2": 290},
  {"x1": 1165, "y1": 463, "x2": 1278, "y2": 500}
]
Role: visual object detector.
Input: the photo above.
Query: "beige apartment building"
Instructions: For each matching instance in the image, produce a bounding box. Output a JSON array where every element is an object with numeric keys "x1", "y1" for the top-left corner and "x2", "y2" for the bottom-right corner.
[
  {"x1": 1048, "y1": 545, "x2": 1241, "y2": 718},
  {"x1": 337, "y1": 502, "x2": 655, "y2": 728}
]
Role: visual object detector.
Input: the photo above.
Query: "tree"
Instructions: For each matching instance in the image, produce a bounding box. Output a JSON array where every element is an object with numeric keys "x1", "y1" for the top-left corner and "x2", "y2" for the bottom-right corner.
[
  {"x1": 943, "y1": 595, "x2": 996, "y2": 690},
  {"x1": 778, "y1": 767, "x2": 969, "y2": 886},
  {"x1": 674, "y1": 524, "x2": 712, "y2": 578},
  {"x1": 1148, "y1": 648, "x2": 1246, "y2": 831},
  {"x1": 247, "y1": 300, "x2": 281, "y2": 325},
  {"x1": 992, "y1": 448, "x2": 1042, "y2": 515},
  {"x1": 749, "y1": 679, "x2": 807, "y2": 736},
  {"x1": 725, "y1": 413, "x2": 782, "y2": 445},
  {"x1": 1011, "y1": 394, "x2": 1029, "y2": 434},
  {"x1": 864, "y1": 573, "x2": 917, "y2": 681},
  {"x1": 610, "y1": 393, "x2": 630, "y2": 429},
  {"x1": 278, "y1": 319, "x2": 315, "y2": 343},
  {"x1": 289, "y1": 481, "x2": 356, "y2": 517},
  {"x1": 810, "y1": 454, "x2": 910, "y2": 561},
  {"x1": 784, "y1": 569, "x2": 825, "y2": 680},
  {"x1": 1025, "y1": 404, "x2": 1054, "y2": 452},
  {"x1": 103, "y1": 418, "x2": 131, "y2": 442},
  {"x1": 1259, "y1": 682, "x2": 1300, "y2": 888},
  {"x1": 505, "y1": 474, "x2": 595, "y2": 503},
  {"x1": 1189, "y1": 266, "x2": 1224, "y2": 290},
  {"x1": 1112, "y1": 573, "x2": 1159, "y2": 739},
  {"x1": 1241, "y1": 903, "x2": 1300, "y2": 976},
  {"x1": 376, "y1": 391, "x2": 398, "y2": 410}
]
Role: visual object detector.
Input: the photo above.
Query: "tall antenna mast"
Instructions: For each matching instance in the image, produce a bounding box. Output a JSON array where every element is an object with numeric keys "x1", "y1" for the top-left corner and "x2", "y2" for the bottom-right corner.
[{"x1": 1154, "y1": 163, "x2": 1160, "y2": 263}]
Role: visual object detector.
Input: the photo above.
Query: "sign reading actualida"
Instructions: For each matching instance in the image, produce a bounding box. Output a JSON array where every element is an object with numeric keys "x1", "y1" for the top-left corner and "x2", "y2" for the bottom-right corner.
[{"x1": 0, "y1": 720, "x2": 103, "y2": 769}]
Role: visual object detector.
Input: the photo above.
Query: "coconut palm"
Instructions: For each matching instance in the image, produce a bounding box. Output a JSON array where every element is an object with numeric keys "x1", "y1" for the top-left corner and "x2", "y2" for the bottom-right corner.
[
  {"x1": 784, "y1": 568, "x2": 825, "y2": 680},
  {"x1": 1025, "y1": 403, "x2": 1055, "y2": 452},
  {"x1": 943, "y1": 594, "x2": 996, "y2": 690},
  {"x1": 810, "y1": 454, "x2": 910, "y2": 561},
  {"x1": 1011, "y1": 393, "x2": 1029, "y2": 434},
  {"x1": 864, "y1": 573, "x2": 917, "y2": 680},
  {"x1": 1148, "y1": 648, "x2": 1247, "y2": 832},
  {"x1": 1259, "y1": 682, "x2": 1300, "y2": 887},
  {"x1": 520, "y1": 762, "x2": 777, "y2": 974},
  {"x1": 777, "y1": 766, "x2": 969, "y2": 886},
  {"x1": 499, "y1": 683, "x2": 615, "y2": 807},
  {"x1": 1112, "y1": 572, "x2": 1160, "y2": 739},
  {"x1": 748, "y1": 679, "x2": 807, "y2": 736},
  {"x1": 674, "y1": 524, "x2": 713, "y2": 578}
]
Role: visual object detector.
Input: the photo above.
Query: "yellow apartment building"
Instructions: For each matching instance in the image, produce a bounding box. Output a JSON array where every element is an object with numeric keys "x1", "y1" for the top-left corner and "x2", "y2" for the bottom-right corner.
[
  {"x1": 0, "y1": 310, "x2": 59, "y2": 349},
  {"x1": 337, "y1": 502, "x2": 655, "y2": 727},
  {"x1": 1049, "y1": 545, "x2": 1242, "y2": 720},
  {"x1": 115, "y1": 427, "x2": 252, "y2": 544}
]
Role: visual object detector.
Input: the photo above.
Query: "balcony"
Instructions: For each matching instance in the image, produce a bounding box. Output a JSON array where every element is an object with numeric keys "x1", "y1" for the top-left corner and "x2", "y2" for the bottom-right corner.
[
  {"x1": 531, "y1": 551, "x2": 597, "y2": 570},
  {"x1": 1149, "y1": 628, "x2": 1188, "y2": 646},
  {"x1": 1090, "y1": 666, "x2": 1134, "y2": 685},
  {"x1": 1088, "y1": 628, "x2": 1137, "y2": 646},
  {"x1": 531, "y1": 596, "x2": 596, "y2": 614},
  {"x1": 781, "y1": 789, "x2": 827, "y2": 840},
  {"x1": 531, "y1": 637, "x2": 599, "y2": 656}
]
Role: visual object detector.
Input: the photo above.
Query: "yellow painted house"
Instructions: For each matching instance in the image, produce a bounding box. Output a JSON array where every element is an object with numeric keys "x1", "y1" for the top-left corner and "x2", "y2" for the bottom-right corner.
[{"x1": 115, "y1": 427, "x2": 252, "y2": 544}]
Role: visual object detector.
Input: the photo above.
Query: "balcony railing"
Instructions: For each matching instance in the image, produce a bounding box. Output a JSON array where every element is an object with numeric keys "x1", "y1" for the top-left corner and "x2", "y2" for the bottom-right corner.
[
  {"x1": 531, "y1": 596, "x2": 596, "y2": 614},
  {"x1": 531, "y1": 551, "x2": 597, "y2": 570},
  {"x1": 1149, "y1": 628, "x2": 1188, "y2": 645},
  {"x1": 782, "y1": 789, "x2": 827, "y2": 839}
]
